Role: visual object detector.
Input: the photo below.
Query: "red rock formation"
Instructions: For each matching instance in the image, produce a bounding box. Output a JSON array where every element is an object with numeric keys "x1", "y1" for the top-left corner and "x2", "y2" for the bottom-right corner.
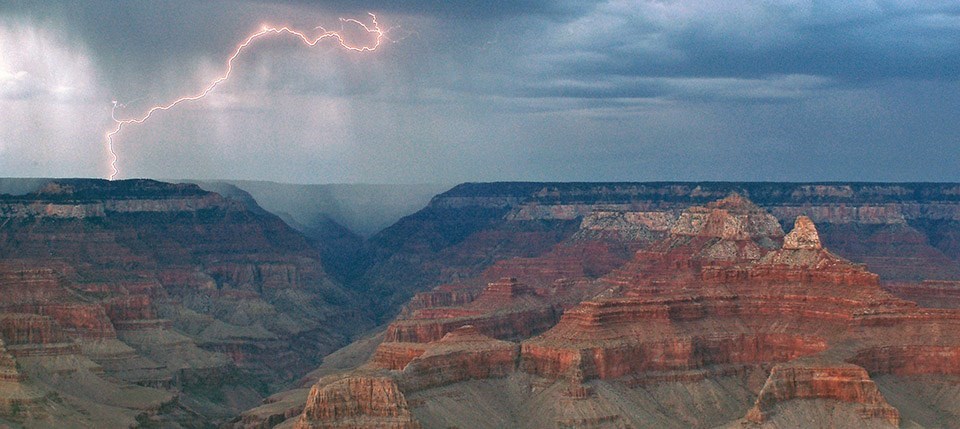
[
  {"x1": 481, "y1": 256, "x2": 585, "y2": 289},
  {"x1": 884, "y1": 280, "x2": 960, "y2": 308},
  {"x1": 295, "y1": 375, "x2": 421, "y2": 429},
  {"x1": 274, "y1": 191, "x2": 960, "y2": 428},
  {"x1": 472, "y1": 277, "x2": 536, "y2": 305},
  {"x1": 0, "y1": 263, "x2": 75, "y2": 305},
  {"x1": 370, "y1": 342, "x2": 429, "y2": 371},
  {"x1": 402, "y1": 306, "x2": 558, "y2": 342},
  {"x1": 402, "y1": 285, "x2": 477, "y2": 315},
  {"x1": 520, "y1": 204, "x2": 903, "y2": 383},
  {"x1": 371, "y1": 244, "x2": 613, "y2": 376},
  {"x1": 398, "y1": 325, "x2": 519, "y2": 391},
  {"x1": 0, "y1": 314, "x2": 71, "y2": 347},
  {"x1": 523, "y1": 319, "x2": 828, "y2": 380},
  {"x1": 33, "y1": 304, "x2": 116, "y2": 339},
  {"x1": 745, "y1": 361, "x2": 900, "y2": 426},
  {"x1": 850, "y1": 345, "x2": 960, "y2": 376},
  {"x1": 482, "y1": 240, "x2": 635, "y2": 289},
  {"x1": 0, "y1": 179, "x2": 376, "y2": 425}
]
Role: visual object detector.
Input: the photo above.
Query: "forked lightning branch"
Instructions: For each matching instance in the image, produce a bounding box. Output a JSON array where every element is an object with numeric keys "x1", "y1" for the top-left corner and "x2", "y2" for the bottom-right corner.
[{"x1": 104, "y1": 14, "x2": 386, "y2": 180}]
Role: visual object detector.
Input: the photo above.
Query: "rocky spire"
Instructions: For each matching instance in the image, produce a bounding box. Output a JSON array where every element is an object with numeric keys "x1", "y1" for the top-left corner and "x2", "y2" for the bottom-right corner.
[{"x1": 784, "y1": 216, "x2": 822, "y2": 250}]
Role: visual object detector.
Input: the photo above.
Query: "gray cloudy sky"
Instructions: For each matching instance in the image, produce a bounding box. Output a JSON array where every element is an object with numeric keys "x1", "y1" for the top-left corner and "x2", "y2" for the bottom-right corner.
[{"x1": 1, "y1": 1, "x2": 959, "y2": 183}]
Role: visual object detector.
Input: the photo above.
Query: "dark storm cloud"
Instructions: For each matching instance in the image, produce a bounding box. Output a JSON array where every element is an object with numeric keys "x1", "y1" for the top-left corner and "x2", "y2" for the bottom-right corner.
[
  {"x1": 262, "y1": 0, "x2": 599, "y2": 19},
  {"x1": 2, "y1": 1, "x2": 959, "y2": 182},
  {"x1": 2, "y1": 1, "x2": 296, "y2": 100},
  {"x1": 506, "y1": 1, "x2": 960, "y2": 102},
  {"x1": 6, "y1": 1, "x2": 958, "y2": 102}
]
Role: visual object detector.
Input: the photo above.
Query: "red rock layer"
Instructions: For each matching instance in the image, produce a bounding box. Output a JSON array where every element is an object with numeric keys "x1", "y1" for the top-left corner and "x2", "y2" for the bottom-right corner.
[
  {"x1": 397, "y1": 325, "x2": 519, "y2": 391},
  {"x1": 745, "y1": 362, "x2": 900, "y2": 426},
  {"x1": 295, "y1": 375, "x2": 421, "y2": 429},
  {"x1": 401, "y1": 285, "x2": 477, "y2": 316},
  {"x1": 884, "y1": 280, "x2": 960, "y2": 308},
  {"x1": 523, "y1": 327, "x2": 827, "y2": 380},
  {"x1": 371, "y1": 234, "x2": 621, "y2": 376},
  {"x1": 370, "y1": 343, "x2": 429, "y2": 371},
  {"x1": 383, "y1": 305, "x2": 557, "y2": 345},
  {"x1": 850, "y1": 345, "x2": 960, "y2": 376},
  {"x1": 520, "y1": 208, "x2": 906, "y2": 384},
  {"x1": 31, "y1": 304, "x2": 116, "y2": 339},
  {"x1": 0, "y1": 179, "x2": 369, "y2": 392},
  {"x1": 481, "y1": 240, "x2": 635, "y2": 289},
  {"x1": 296, "y1": 193, "x2": 960, "y2": 429},
  {"x1": 471, "y1": 277, "x2": 536, "y2": 305},
  {"x1": 0, "y1": 314, "x2": 69, "y2": 347},
  {"x1": 375, "y1": 306, "x2": 557, "y2": 370}
]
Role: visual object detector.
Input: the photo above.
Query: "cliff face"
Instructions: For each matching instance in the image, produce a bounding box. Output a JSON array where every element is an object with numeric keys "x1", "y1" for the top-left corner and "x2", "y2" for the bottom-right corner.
[
  {"x1": 745, "y1": 361, "x2": 900, "y2": 426},
  {"x1": 367, "y1": 183, "x2": 960, "y2": 308},
  {"x1": 8, "y1": 180, "x2": 960, "y2": 427},
  {"x1": 296, "y1": 375, "x2": 421, "y2": 429},
  {"x1": 519, "y1": 201, "x2": 884, "y2": 385},
  {"x1": 281, "y1": 189, "x2": 960, "y2": 429},
  {"x1": 0, "y1": 179, "x2": 371, "y2": 426}
]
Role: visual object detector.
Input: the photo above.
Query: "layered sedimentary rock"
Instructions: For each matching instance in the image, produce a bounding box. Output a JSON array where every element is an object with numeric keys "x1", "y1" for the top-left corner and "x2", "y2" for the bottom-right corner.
[
  {"x1": 296, "y1": 375, "x2": 421, "y2": 429},
  {"x1": 521, "y1": 200, "x2": 960, "y2": 425},
  {"x1": 573, "y1": 210, "x2": 676, "y2": 243},
  {"x1": 884, "y1": 280, "x2": 960, "y2": 308},
  {"x1": 0, "y1": 338, "x2": 49, "y2": 417},
  {"x1": 295, "y1": 325, "x2": 519, "y2": 428},
  {"x1": 8, "y1": 180, "x2": 960, "y2": 426},
  {"x1": 291, "y1": 193, "x2": 960, "y2": 428},
  {"x1": 0, "y1": 179, "x2": 371, "y2": 425},
  {"x1": 346, "y1": 183, "x2": 960, "y2": 425},
  {"x1": 367, "y1": 183, "x2": 960, "y2": 309},
  {"x1": 745, "y1": 361, "x2": 900, "y2": 425},
  {"x1": 398, "y1": 326, "x2": 518, "y2": 391},
  {"x1": 524, "y1": 207, "x2": 891, "y2": 377}
]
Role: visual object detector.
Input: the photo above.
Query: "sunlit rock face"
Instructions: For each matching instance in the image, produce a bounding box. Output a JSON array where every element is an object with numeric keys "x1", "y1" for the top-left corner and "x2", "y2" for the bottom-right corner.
[{"x1": 784, "y1": 215, "x2": 822, "y2": 250}]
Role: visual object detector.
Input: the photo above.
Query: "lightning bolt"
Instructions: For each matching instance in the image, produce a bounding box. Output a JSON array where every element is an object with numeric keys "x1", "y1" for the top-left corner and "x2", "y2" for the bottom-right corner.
[{"x1": 104, "y1": 14, "x2": 385, "y2": 180}]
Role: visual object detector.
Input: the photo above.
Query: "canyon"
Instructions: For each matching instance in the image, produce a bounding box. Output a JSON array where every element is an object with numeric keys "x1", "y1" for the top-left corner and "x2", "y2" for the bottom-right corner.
[
  {"x1": 271, "y1": 184, "x2": 960, "y2": 428},
  {"x1": 0, "y1": 179, "x2": 374, "y2": 427},
  {"x1": 4, "y1": 180, "x2": 960, "y2": 427}
]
